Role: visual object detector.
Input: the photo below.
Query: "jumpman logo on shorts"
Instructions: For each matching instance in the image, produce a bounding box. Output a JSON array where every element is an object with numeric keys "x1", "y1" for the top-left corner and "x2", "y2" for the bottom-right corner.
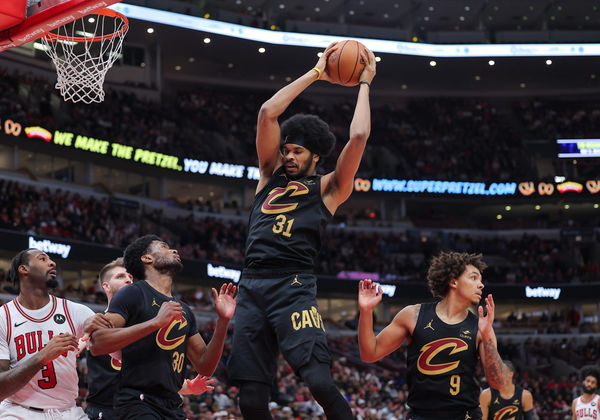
[
  {"x1": 424, "y1": 320, "x2": 435, "y2": 331},
  {"x1": 291, "y1": 275, "x2": 302, "y2": 286}
]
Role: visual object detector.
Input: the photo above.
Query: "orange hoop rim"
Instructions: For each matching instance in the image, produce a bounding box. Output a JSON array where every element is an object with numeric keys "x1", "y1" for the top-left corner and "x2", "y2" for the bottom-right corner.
[{"x1": 42, "y1": 8, "x2": 128, "y2": 43}]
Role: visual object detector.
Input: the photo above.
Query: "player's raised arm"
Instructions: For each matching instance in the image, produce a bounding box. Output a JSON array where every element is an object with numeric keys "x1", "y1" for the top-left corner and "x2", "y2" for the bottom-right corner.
[
  {"x1": 186, "y1": 283, "x2": 236, "y2": 376},
  {"x1": 322, "y1": 48, "x2": 376, "y2": 212},
  {"x1": 255, "y1": 42, "x2": 339, "y2": 191},
  {"x1": 477, "y1": 294, "x2": 510, "y2": 389},
  {"x1": 358, "y1": 279, "x2": 414, "y2": 363}
]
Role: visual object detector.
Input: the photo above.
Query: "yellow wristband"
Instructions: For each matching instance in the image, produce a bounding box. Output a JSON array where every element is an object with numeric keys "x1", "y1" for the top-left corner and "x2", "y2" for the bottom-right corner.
[{"x1": 312, "y1": 67, "x2": 322, "y2": 79}]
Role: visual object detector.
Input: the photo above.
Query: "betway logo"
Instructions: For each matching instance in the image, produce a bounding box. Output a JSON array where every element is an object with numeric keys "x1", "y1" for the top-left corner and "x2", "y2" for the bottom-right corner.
[
  {"x1": 207, "y1": 263, "x2": 241, "y2": 283},
  {"x1": 525, "y1": 286, "x2": 561, "y2": 300},
  {"x1": 380, "y1": 284, "x2": 397, "y2": 297},
  {"x1": 28, "y1": 237, "x2": 72, "y2": 258}
]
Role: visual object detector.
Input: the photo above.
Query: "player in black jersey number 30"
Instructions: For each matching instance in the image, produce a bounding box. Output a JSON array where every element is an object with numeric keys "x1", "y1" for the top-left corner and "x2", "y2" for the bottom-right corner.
[
  {"x1": 90, "y1": 235, "x2": 236, "y2": 420},
  {"x1": 228, "y1": 42, "x2": 376, "y2": 420},
  {"x1": 358, "y1": 251, "x2": 511, "y2": 420}
]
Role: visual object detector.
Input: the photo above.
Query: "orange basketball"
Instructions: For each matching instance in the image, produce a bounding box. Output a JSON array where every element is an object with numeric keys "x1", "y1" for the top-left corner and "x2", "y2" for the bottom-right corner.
[{"x1": 326, "y1": 40, "x2": 367, "y2": 86}]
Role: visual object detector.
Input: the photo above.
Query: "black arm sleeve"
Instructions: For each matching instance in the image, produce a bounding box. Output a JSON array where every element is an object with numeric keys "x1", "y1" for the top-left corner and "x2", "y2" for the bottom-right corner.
[
  {"x1": 107, "y1": 283, "x2": 141, "y2": 324},
  {"x1": 523, "y1": 410, "x2": 534, "y2": 420}
]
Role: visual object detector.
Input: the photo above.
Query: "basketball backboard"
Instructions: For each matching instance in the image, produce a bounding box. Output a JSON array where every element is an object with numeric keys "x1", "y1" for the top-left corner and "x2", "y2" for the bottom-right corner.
[{"x1": 0, "y1": 0, "x2": 121, "y2": 52}]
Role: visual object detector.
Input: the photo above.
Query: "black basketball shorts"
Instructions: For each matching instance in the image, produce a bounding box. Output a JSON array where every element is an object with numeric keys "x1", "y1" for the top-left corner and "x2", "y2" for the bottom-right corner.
[
  {"x1": 227, "y1": 271, "x2": 331, "y2": 384},
  {"x1": 85, "y1": 403, "x2": 117, "y2": 420},
  {"x1": 114, "y1": 388, "x2": 186, "y2": 420}
]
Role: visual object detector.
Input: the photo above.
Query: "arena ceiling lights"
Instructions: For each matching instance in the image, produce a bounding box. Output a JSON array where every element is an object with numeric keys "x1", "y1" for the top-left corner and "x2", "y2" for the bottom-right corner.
[{"x1": 110, "y1": 3, "x2": 600, "y2": 58}]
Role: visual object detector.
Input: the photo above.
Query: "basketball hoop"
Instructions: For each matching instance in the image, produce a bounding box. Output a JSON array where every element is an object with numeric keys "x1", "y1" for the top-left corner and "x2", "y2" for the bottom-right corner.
[{"x1": 41, "y1": 8, "x2": 128, "y2": 104}]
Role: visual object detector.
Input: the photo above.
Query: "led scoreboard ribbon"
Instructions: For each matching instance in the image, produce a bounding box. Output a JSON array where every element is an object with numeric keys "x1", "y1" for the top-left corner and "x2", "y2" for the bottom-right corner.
[{"x1": 557, "y1": 139, "x2": 600, "y2": 158}]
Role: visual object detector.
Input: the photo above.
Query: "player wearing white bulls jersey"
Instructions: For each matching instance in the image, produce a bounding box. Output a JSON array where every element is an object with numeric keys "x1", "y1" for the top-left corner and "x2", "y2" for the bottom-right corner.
[
  {"x1": 0, "y1": 248, "x2": 109, "y2": 419},
  {"x1": 358, "y1": 252, "x2": 510, "y2": 420},
  {"x1": 572, "y1": 366, "x2": 600, "y2": 420}
]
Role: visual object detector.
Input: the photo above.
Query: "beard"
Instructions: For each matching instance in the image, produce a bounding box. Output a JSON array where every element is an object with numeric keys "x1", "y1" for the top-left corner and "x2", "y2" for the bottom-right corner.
[
  {"x1": 154, "y1": 255, "x2": 183, "y2": 275},
  {"x1": 285, "y1": 163, "x2": 310, "y2": 179},
  {"x1": 46, "y1": 278, "x2": 58, "y2": 289},
  {"x1": 284, "y1": 154, "x2": 314, "y2": 180},
  {"x1": 584, "y1": 385, "x2": 597, "y2": 395}
]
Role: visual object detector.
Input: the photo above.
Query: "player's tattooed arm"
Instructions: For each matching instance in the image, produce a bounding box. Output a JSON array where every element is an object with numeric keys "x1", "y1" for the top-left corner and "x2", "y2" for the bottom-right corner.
[
  {"x1": 480, "y1": 336, "x2": 509, "y2": 389},
  {"x1": 478, "y1": 294, "x2": 509, "y2": 389},
  {"x1": 0, "y1": 334, "x2": 78, "y2": 400}
]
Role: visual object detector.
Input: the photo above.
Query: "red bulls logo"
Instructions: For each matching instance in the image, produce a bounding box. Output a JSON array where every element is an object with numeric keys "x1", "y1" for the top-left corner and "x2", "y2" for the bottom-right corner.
[
  {"x1": 261, "y1": 182, "x2": 309, "y2": 214},
  {"x1": 417, "y1": 338, "x2": 469, "y2": 375},
  {"x1": 156, "y1": 316, "x2": 188, "y2": 351},
  {"x1": 493, "y1": 406, "x2": 519, "y2": 420}
]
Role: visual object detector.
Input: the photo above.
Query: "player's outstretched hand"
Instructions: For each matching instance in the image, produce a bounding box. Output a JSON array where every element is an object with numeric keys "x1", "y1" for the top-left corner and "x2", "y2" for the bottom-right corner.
[
  {"x1": 478, "y1": 294, "x2": 495, "y2": 338},
  {"x1": 315, "y1": 42, "x2": 340, "y2": 84},
  {"x1": 153, "y1": 301, "x2": 183, "y2": 328},
  {"x1": 358, "y1": 279, "x2": 383, "y2": 311},
  {"x1": 39, "y1": 333, "x2": 79, "y2": 363},
  {"x1": 83, "y1": 313, "x2": 114, "y2": 335},
  {"x1": 178, "y1": 375, "x2": 215, "y2": 395},
  {"x1": 359, "y1": 48, "x2": 376, "y2": 84},
  {"x1": 212, "y1": 283, "x2": 237, "y2": 321}
]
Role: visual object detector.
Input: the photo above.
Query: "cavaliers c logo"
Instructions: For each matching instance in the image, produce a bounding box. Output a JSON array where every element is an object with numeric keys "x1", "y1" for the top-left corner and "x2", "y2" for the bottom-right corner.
[
  {"x1": 110, "y1": 357, "x2": 122, "y2": 371},
  {"x1": 156, "y1": 316, "x2": 188, "y2": 350},
  {"x1": 493, "y1": 406, "x2": 519, "y2": 420},
  {"x1": 417, "y1": 337, "x2": 469, "y2": 375},
  {"x1": 261, "y1": 181, "x2": 309, "y2": 214}
]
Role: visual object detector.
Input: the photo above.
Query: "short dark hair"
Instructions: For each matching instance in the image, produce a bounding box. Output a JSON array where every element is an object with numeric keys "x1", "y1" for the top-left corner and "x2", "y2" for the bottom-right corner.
[
  {"x1": 426, "y1": 251, "x2": 487, "y2": 298},
  {"x1": 7, "y1": 249, "x2": 35, "y2": 285},
  {"x1": 281, "y1": 114, "x2": 336, "y2": 163},
  {"x1": 581, "y1": 365, "x2": 600, "y2": 383},
  {"x1": 503, "y1": 360, "x2": 516, "y2": 373},
  {"x1": 98, "y1": 257, "x2": 125, "y2": 286},
  {"x1": 123, "y1": 235, "x2": 162, "y2": 281}
]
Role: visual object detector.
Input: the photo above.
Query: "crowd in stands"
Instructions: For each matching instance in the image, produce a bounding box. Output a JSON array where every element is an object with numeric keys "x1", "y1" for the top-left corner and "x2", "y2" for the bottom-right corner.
[
  {"x1": 1, "y1": 178, "x2": 599, "y2": 286},
  {"x1": 6, "y1": 66, "x2": 600, "y2": 182}
]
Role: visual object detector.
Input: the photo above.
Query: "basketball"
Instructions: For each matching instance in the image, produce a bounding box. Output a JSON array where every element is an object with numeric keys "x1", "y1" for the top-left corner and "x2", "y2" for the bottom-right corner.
[{"x1": 326, "y1": 40, "x2": 367, "y2": 86}]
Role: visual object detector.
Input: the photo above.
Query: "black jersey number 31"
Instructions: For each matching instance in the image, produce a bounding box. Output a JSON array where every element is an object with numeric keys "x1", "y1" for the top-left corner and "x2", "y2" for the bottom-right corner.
[{"x1": 272, "y1": 215, "x2": 294, "y2": 238}]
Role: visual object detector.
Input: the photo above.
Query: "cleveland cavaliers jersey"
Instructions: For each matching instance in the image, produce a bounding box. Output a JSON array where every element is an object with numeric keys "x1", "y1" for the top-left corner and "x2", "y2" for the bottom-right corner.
[
  {"x1": 244, "y1": 166, "x2": 331, "y2": 271},
  {"x1": 0, "y1": 295, "x2": 94, "y2": 409},
  {"x1": 406, "y1": 302, "x2": 479, "y2": 418},
  {"x1": 488, "y1": 386, "x2": 525, "y2": 420},
  {"x1": 107, "y1": 280, "x2": 198, "y2": 400},
  {"x1": 85, "y1": 350, "x2": 121, "y2": 408},
  {"x1": 574, "y1": 394, "x2": 600, "y2": 419}
]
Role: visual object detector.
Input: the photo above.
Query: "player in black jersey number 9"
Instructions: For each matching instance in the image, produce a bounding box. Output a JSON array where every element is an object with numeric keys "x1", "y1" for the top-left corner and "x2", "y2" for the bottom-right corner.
[{"x1": 358, "y1": 251, "x2": 511, "y2": 420}]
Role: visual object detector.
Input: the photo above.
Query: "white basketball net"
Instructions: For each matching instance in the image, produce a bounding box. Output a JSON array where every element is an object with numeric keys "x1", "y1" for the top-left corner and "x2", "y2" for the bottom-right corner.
[{"x1": 41, "y1": 9, "x2": 128, "y2": 104}]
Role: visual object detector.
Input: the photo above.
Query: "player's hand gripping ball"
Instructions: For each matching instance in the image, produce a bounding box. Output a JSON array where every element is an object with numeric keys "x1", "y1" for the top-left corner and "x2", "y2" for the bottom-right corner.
[{"x1": 326, "y1": 39, "x2": 367, "y2": 86}]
